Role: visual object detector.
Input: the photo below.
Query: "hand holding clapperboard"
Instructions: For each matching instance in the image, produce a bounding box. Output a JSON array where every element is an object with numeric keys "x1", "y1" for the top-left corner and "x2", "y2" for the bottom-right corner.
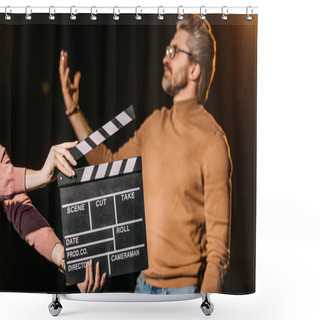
[{"x1": 57, "y1": 105, "x2": 148, "y2": 285}]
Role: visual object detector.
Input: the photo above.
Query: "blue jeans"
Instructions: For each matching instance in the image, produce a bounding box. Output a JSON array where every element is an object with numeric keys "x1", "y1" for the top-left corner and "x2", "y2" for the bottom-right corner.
[{"x1": 134, "y1": 273, "x2": 199, "y2": 294}]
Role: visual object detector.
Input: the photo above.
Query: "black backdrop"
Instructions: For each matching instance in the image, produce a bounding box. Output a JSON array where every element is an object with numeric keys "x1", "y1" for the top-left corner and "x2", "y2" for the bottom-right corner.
[{"x1": 0, "y1": 14, "x2": 257, "y2": 294}]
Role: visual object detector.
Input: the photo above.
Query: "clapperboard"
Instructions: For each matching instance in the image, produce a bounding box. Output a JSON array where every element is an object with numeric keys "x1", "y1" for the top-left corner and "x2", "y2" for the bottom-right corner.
[{"x1": 57, "y1": 106, "x2": 148, "y2": 285}]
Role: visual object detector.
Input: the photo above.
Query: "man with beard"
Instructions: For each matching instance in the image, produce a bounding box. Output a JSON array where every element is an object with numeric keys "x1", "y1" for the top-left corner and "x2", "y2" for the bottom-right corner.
[{"x1": 59, "y1": 15, "x2": 232, "y2": 294}]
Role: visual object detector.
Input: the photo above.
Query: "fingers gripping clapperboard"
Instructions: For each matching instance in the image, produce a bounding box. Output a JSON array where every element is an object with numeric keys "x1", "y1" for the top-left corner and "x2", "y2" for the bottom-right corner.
[{"x1": 57, "y1": 106, "x2": 148, "y2": 285}]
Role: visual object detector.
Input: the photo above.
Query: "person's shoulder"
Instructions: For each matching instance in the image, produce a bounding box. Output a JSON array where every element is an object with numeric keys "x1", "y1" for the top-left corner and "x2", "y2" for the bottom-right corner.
[
  {"x1": 198, "y1": 108, "x2": 226, "y2": 138},
  {"x1": 141, "y1": 105, "x2": 170, "y2": 125},
  {"x1": 152, "y1": 105, "x2": 171, "y2": 117},
  {"x1": 197, "y1": 108, "x2": 231, "y2": 159}
]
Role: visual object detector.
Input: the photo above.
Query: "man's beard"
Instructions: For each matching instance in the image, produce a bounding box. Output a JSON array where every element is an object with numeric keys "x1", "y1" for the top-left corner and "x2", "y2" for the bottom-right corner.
[{"x1": 161, "y1": 64, "x2": 188, "y2": 97}]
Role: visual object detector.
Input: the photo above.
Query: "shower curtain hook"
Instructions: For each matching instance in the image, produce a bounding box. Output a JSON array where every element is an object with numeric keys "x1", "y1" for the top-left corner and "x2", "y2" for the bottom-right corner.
[
  {"x1": 5, "y1": 6, "x2": 12, "y2": 20},
  {"x1": 221, "y1": 6, "x2": 229, "y2": 21},
  {"x1": 113, "y1": 6, "x2": 120, "y2": 20},
  {"x1": 177, "y1": 6, "x2": 184, "y2": 20},
  {"x1": 200, "y1": 6, "x2": 207, "y2": 20},
  {"x1": 90, "y1": 6, "x2": 98, "y2": 20},
  {"x1": 49, "y1": 6, "x2": 55, "y2": 21},
  {"x1": 25, "y1": 6, "x2": 32, "y2": 20},
  {"x1": 246, "y1": 6, "x2": 253, "y2": 21},
  {"x1": 157, "y1": 6, "x2": 165, "y2": 20},
  {"x1": 135, "y1": 6, "x2": 142, "y2": 20},
  {"x1": 70, "y1": 6, "x2": 77, "y2": 20}
]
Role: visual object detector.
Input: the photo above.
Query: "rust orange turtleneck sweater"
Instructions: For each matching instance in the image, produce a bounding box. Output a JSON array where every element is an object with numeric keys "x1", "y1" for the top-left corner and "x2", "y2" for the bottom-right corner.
[{"x1": 85, "y1": 97, "x2": 232, "y2": 293}]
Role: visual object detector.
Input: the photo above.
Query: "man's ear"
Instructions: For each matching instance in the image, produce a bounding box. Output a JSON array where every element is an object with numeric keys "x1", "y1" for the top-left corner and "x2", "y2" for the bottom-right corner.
[{"x1": 189, "y1": 62, "x2": 201, "y2": 81}]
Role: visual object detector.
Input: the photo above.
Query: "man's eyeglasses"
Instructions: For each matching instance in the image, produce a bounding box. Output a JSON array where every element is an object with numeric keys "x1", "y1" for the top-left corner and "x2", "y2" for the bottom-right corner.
[{"x1": 165, "y1": 45, "x2": 193, "y2": 59}]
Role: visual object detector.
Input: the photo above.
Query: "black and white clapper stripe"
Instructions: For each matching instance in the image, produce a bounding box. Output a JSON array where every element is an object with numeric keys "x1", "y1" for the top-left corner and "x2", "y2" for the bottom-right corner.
[
  {"x1": 69, "y1": 105, "x2": 135, "y2": 161},
  {"x1": 58, "y1": 157, "x2": 142, "y2": 187}
]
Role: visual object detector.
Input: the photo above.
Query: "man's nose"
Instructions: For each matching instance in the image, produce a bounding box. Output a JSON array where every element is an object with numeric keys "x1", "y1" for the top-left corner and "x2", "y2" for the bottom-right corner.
[{"x1": 163, "y1": 53, "x2": 170, "y2": 65}]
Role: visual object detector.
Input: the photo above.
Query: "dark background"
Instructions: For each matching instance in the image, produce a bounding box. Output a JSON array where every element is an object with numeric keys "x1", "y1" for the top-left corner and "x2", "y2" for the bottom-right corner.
[{"x1": 0, "y1": 14, "x2": 257, "y2": 294}]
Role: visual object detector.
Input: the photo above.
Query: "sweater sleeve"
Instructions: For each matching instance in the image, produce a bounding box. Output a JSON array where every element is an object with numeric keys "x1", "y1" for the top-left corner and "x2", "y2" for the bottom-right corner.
[
  {"x1": 84, "y1": 113, "x2": 153, "y2": 165},
  {"x1": 201, "y1": 131, "x2": 232, "y2": 293},
  {"x1": 0, "y1": 145, "x2": 61, "y2": 261},
  {"x1": 0, "y1": 145, "x2": 26, "y2": 201}
]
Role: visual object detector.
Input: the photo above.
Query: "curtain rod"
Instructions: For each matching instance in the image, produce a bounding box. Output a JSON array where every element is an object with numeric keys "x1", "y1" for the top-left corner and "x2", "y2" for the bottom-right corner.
[{"x1": 0, "y1": 6, "x2": 258, "y2": 15}]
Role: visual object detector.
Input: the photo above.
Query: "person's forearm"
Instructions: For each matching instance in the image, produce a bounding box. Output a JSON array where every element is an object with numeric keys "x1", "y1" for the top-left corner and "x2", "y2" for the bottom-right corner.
[
  {"x1": 68, "y1": 108, "x2": 114, "y2": 165},
  {"x1": 201, "y1": 262, "x2": 225, "y2": 293},
  {"x1": 68, "y1": 108, "x2": 93, "y2": 141},
  {"x1": 51, "y1": 242, "x2": 65, "y2": 271},
  {"x1": 25, "y1": 169, "x2": 48, "y2": 191},
  {"x1": 25, "y1": 227, "x2": 63, "y2": 265}
]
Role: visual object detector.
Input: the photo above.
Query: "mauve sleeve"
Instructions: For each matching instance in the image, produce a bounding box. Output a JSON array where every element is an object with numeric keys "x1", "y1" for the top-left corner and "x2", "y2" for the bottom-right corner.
[
  {"x1": 0, "y1": 145, "x2": 61, "y2": 261},
  {"x1": 25, "y1": 227, "x2": 61, "y2": 262}
]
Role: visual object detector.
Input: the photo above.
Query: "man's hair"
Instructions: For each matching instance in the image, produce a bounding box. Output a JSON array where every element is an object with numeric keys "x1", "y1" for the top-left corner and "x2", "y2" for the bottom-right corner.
[{"x1": 176, "y1": 14, "x2": 216, "y2": 105}]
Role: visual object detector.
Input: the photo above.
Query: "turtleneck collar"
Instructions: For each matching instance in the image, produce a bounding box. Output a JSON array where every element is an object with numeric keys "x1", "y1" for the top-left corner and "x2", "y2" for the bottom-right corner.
[{"x1": 172, "y1": 97, "x2": 203, "y2": 119}]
